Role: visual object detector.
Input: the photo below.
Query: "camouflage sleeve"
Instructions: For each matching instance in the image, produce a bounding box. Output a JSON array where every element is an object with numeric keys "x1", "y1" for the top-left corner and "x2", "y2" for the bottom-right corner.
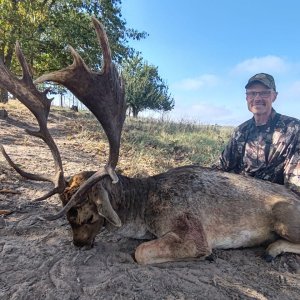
[
  {"x1": 217, "y1": 130, "x2": 241, "y2": 172},
  {"x1": 284, "y1": 132, "x2": 300, "y2": 194}
]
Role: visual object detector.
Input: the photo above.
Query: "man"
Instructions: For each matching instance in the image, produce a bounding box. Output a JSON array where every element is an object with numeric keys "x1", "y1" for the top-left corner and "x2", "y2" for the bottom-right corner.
[{"x1": 217, "y1": 73, "x2": 300, "y2": 194}]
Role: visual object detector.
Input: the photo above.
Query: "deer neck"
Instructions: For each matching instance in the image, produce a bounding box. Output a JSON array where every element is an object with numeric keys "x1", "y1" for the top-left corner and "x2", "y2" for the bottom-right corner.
[{"x1": 105, "y1": 175, "x2": 155, "y2": 238}]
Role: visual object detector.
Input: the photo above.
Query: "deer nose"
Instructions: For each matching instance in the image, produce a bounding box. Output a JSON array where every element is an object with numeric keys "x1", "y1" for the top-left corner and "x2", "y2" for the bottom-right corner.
[{"x1": 73, "y1": 239, "x2": 94, "y2": 249}]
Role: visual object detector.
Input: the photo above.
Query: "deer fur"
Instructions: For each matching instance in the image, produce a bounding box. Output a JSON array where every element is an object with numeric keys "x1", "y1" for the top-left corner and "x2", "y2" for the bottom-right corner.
[{"x1": 61, "y1": 165, "x2": 300, "y2": 265}]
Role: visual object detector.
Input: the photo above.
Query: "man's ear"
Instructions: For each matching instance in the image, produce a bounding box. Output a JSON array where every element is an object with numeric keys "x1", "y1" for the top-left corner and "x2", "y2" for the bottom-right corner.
[{"x1": 273, "y1": 91, "x2": 278, "y2": 102}]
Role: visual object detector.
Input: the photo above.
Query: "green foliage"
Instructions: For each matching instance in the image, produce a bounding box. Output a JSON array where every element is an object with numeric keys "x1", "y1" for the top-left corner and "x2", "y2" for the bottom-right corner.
[
  {"x1": 0, "y1": 0, "x2": 147, "y2": 90},
  {"x1": 122, "y1": 53, "x2": 175, "y2": 117}
]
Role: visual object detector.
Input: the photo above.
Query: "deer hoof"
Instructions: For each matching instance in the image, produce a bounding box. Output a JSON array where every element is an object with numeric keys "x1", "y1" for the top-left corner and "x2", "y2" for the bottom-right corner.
[
  {"x1": 262, "y1": 253, "x2": 274, "y2": 262},
  {"x1": 205, "y1": 254, "x2": 215, "y2": 262}
]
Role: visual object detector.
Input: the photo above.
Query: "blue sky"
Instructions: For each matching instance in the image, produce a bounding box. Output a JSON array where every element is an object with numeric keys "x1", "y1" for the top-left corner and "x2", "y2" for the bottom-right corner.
[{"x1": 121, "y1": 0, "x2": 300, "y2": 126}]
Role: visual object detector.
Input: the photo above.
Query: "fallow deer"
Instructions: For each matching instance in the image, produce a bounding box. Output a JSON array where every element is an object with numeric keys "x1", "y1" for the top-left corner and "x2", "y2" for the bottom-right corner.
[{"x1": 1, "y1": 18, "x2": 300, "y2": 265}]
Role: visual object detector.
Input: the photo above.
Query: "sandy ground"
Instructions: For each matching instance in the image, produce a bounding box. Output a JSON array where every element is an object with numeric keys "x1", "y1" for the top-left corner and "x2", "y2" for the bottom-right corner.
[{"x1": 1, "y1": 109, "x2": 300, "y2": 300}]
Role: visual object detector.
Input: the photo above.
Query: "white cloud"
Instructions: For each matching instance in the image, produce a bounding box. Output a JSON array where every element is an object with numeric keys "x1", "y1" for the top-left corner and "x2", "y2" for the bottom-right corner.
[
  {"x1": 166, "y1": 101, "x2": 237, "y2": 124},
  {"x1": 288, "y1": 80, "x2": 300, "y2": 94},
  {"x1": 231, "y1": 55, "x2": 288, "y2": 75},
  {"x1": 172, "y1": 74, "x2": 219, "y2": 91},
  {"x1": 280, "y1": 80, "x2": 300, "y2": 102},
  {"x1": 190, "y1": 103, "x2": 231, "y2": 118}
]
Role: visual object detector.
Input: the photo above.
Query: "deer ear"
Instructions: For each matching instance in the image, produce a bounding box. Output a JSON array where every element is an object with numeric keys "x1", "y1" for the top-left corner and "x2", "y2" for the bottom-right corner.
[{"x1": 95, "y1": 187, "x2": 122, "y2": 227}]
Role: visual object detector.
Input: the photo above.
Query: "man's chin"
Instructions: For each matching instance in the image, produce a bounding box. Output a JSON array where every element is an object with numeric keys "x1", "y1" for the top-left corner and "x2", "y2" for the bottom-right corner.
[{"x1": 251, "y1": 106, "x2": 266, "y2": 113}]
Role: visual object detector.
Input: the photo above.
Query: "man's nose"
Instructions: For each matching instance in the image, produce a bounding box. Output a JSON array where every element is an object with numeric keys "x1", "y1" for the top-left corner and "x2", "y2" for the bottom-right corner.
[{"x1": 253, "y1": 92, "x2": 263, "y2": 99}]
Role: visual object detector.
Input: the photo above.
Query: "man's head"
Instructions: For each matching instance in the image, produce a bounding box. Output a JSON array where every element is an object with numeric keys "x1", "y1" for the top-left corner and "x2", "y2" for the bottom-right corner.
[
  {"x1": 245, "y1": 73, "x2": 278, "y2": 122},
  {"x1": 245, "y1": 73, "x2": 276, "y2": 91}
]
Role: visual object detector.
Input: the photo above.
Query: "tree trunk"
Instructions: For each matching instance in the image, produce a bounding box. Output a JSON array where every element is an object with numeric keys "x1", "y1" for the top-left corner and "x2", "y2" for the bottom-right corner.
[
  {"x1": 132, "y1": 106, "x2": 139, "y2": 118},
  {"x1": 0, "y1": 89, "x2": 8, "y2": 103},
  {"x1": 0, "y1": 37, "x2": 14, "y2": 104}
]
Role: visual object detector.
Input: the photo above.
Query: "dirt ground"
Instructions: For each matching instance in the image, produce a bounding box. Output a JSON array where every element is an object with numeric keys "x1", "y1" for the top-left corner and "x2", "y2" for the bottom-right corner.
[{"x1": 1, "y1": 108, "x2": 300, "y2": 300}]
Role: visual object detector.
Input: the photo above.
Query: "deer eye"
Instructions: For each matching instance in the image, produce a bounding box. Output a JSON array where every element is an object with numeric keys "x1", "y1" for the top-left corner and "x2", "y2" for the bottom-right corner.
[
  {"x1": 86, "y1": 216, "x2": 94, "y2": 224},
  {"x1": 69, "y1": 208, "x2": 78, "y2": 218}
]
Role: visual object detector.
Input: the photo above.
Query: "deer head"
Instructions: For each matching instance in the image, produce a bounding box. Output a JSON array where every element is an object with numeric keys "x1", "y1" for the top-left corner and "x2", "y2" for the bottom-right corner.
[
  {"x1": 0, "y1": 18, "x2": 126, "y2": 247},
  {"x1": 60, "y1": 171, "x2": 122, "y2": 248}
]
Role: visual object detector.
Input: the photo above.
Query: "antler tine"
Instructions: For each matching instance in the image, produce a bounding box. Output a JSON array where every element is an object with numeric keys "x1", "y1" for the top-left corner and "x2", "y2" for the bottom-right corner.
[
  {"x1": 91, "y1": 17, "x2": 111, "y2": 74},
  {"x1": 0, "y1": 43, "x2": 65, "y2": 200},
  {"x1": 35, "y1": 18, "x2": 126, "y2": 183}
]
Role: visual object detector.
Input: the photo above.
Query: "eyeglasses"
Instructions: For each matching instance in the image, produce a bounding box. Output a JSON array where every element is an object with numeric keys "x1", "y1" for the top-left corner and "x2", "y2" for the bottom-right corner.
[{"x1": 245, "y1": 91, "x2": 272, "y2": 99}]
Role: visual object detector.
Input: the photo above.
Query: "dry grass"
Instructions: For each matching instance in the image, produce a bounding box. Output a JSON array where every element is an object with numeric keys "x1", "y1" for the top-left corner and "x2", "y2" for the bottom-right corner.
[{"x1": 1, "y1": 100, "x2": 233, "y2": 177}]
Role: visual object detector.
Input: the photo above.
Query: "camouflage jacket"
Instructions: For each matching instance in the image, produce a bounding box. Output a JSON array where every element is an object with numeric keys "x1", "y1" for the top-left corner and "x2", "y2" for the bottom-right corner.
[{"x1": 217, "y1": 109, "x2": 300, "y2": 194}]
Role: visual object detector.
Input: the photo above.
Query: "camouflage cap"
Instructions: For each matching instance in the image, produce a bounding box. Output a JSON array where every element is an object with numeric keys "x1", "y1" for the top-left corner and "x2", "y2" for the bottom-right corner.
[{"x1": 245, "y1": 73, "x2": 276, "y2": 91}]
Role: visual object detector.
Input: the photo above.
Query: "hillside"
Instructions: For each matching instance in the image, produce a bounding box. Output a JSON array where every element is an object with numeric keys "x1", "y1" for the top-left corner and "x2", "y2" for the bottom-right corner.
[{"x1": 0, "y1": 101, "x2": 299, "y2": 300}]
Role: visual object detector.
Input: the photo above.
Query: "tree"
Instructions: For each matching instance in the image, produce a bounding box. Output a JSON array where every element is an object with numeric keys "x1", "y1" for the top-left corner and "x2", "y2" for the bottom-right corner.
[
  {"x1": 0, "y1": 0, "x2": 147, "y2": 102},
  {"x1": 122, "y1": 54, "x2": 174, "y2": 117}
]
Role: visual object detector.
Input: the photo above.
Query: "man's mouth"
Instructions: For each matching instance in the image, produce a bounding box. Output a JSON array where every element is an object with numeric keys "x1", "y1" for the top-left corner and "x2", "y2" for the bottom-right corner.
[{"x1": 252, "y1": 102, "x2": 265, "y2": 107}]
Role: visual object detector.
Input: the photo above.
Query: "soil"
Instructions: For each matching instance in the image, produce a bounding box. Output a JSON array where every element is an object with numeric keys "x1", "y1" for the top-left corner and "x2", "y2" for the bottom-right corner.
[{"x1": 1, "y1": 107, "x2": 300, "y2": 300}]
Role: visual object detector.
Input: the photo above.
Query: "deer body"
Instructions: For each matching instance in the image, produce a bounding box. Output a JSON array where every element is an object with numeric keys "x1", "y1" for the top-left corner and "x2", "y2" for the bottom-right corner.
[
  {"x1": 2, "y1": 18, "x2": 300, "y2": 265},
  {"x1": 66, "y1": 165, "x2": 300, "y2": 264}
]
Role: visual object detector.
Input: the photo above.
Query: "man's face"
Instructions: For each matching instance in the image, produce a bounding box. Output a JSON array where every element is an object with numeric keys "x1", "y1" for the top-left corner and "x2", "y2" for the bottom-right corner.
[{"x1": 245, "y1": 82, "x2": 277, "y2": 117}]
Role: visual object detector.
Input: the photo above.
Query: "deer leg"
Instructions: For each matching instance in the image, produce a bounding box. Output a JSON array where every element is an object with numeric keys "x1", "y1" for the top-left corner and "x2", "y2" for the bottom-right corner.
[
  {"x1": 264, "y1": 201, "x2": 300, "y2": 260},
  {"x1": 272, "y1": 201, "x2": 300, "y2": 241},
  {"x1": 134, "y1": 231, "x2": 211, "y2": 265},
  {"x1": 135, "y1": 213, "x2": 211, "y2": 264},
  {"x1": 266, "y1": 239, "x2": 300, "y2": 259}
]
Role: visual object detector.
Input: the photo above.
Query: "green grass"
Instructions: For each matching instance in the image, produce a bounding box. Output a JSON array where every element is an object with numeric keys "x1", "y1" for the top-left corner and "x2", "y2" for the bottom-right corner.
[
  {"x1": 121, "y1": 117, "x2": 233, "y2": 173},
  {"x1": 45, "y1": 105, "x2": 234, "y2": 175}
]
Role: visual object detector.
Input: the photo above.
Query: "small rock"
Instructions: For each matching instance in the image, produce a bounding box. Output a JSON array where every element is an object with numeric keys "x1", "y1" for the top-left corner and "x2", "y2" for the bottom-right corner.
[{"x1": 0, "y1": 109, "x2": 8, "y2": 119}]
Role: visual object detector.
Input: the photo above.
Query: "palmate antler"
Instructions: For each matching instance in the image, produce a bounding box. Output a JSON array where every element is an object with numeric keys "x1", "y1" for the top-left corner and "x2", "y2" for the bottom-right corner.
[
  {"x1": 1, "y1": 18, "x2": 126, "y2": 217},
  {"x1": 35, "y1": 17, "x2": 126, "y2": 174},
  {"x1": 0, "y1": 43, "x2": 65, "y2": 201},
  {"x1": 35, "y1": 17, "x2": 126, "y2": 219}
]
